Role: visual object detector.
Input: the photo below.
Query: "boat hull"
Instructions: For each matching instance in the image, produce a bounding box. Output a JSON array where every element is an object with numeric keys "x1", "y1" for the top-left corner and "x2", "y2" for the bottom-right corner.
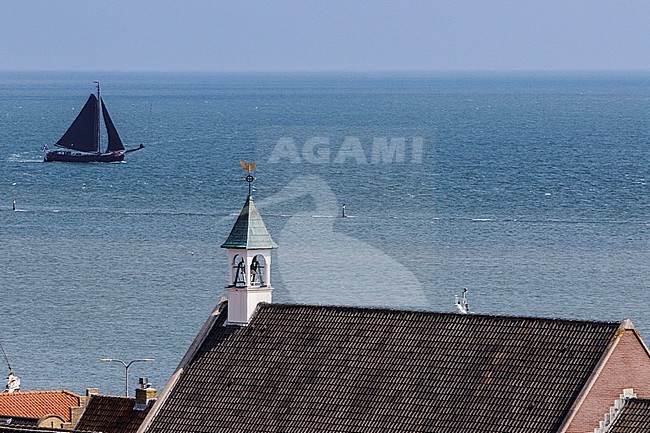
[{"x1": 44, "y1": 150, "x2": 125, "y2": 163}]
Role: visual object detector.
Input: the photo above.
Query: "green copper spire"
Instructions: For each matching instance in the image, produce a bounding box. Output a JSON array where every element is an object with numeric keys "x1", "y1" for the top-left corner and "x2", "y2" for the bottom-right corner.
[
  {"x1": 221, "y1": 161, "x2": 278, "y2": 250},
  {"x1": 221, "y1": 195, "x2": 278, "y2": 249}
]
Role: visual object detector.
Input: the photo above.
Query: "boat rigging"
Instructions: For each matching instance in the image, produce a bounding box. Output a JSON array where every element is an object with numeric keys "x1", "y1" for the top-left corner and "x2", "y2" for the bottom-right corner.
[{"x1": 44, "y1": 82, "x2": 144, "y2": 163}]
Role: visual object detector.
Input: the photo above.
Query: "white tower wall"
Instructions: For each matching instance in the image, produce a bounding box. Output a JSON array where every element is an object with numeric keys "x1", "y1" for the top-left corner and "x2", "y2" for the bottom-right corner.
[{"x1": 225, "y1": 248, "x2": 273, "y2": 325}]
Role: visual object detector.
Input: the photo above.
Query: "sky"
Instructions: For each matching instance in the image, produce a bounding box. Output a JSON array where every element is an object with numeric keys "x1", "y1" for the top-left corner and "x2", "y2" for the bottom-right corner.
[{"x1": 1, "y1": 0, "x2": 649, "y2": 72}]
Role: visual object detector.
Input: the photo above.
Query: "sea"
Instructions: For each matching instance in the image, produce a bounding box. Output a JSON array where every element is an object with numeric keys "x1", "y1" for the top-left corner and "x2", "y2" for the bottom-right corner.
[{"x1": 0, "y1": 72, "x2": 648, "y2": 396}]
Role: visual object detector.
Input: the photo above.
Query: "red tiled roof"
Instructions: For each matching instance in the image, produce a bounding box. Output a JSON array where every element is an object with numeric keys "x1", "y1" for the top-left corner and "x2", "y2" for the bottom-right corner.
[{"x1": 0, "y1": 391, "x2": 80, "y2": 422}]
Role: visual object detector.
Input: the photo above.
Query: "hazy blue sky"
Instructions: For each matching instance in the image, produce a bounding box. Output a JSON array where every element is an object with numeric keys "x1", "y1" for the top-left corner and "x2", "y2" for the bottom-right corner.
[{"x1": 1, "y1": 0, "x2": 649, "y2": 72}]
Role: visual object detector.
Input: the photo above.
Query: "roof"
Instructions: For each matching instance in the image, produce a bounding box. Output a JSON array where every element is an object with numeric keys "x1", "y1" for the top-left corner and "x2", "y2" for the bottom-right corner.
[
  {"x1": 607, "y1": 398, "x2": 650, "y2": 433},
  {"x1": 75, "y1": 395, "x2": 152, "y2": 433},
  {"x1": 0, "y1": 418, "x2": 37, "y2": 427},
  {"x1": 0, "y1": 391, "x2": 80, "y2": 423},
  {"x1": 220, "y1": 195, "x2": 278, "y2": 250},
  {"x1": 144, "y1": 303, "x2": 621, "y2": 433},
  {"x1": 0, "y1": 426, "x2": 92, "y2": 433}
]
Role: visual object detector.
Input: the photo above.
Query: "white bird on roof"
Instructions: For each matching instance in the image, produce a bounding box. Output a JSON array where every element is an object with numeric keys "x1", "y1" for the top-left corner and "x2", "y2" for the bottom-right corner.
[
  {"x1": 454, "y1": 288, "x2": 469, "y2": 314},
  {"x1": 256, "y1": 175, "x2": 428, "y2": 309}
]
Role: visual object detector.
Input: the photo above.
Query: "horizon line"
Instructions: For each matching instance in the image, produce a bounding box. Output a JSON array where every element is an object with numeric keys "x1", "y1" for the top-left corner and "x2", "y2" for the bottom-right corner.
[{"x1": 1, "y1": 69, "x2": 650, "y2": 75}]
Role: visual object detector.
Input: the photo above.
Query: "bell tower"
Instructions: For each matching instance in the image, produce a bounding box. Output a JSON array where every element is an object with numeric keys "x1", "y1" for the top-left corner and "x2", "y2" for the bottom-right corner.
[{"x1": 221, "y1": 161, "x2": 278, "y2": 325}]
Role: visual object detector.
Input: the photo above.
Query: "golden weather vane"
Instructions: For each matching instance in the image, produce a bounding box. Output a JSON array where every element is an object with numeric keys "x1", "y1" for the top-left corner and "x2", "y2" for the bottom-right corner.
[
  {"x1": 240, "y1": 160, "x2": 257, "y2": 173},
  {"x1": 240, "y1": 160, "x2": 257, "y2": 196}
]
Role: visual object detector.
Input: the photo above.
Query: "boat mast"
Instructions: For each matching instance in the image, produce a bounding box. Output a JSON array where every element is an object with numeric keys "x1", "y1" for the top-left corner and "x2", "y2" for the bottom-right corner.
[{"x1": 94, "y1": 81, "x2": 101, "y2": 153}]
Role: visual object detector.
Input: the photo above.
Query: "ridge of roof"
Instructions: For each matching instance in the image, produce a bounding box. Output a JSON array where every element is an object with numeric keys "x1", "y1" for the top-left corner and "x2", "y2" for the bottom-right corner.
[
  {"x1": 0, "y1": 391, "x2": 79, "y2": 397},
  {"x1": 253, "y1": 302, "x2": 623, "y2": 327},
  {"x1": 220, "y1": 195, "x2": 278, "y2": 250},
  {"x1": 0, "y1": 426, "x2": 97, "y2": 433},
  {"x1": 84, "y1": 395, "x2": 135, "y2": 401}
]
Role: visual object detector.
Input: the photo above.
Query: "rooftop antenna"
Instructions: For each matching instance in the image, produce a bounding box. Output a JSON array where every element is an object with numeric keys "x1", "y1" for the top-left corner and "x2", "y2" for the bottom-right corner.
[
  {"x1": 240, "y1": 160, "x2": 257, "y2": 197},
  {"x1": 0, "y1": 341, "x2": 20, "y2": 393},
  {"x1": 454, "y1": 288, "x2": 469, "y2": 315}
]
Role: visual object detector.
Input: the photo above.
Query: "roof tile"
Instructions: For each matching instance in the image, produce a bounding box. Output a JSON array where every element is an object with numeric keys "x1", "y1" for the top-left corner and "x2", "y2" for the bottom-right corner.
[
  {"x1": 146, "y1": 303, "x2": 621, "y2": 433},
  {"x1": 0, "y1": 391, "x2": 80, "y2": 423},
  {"x1": 608, "y1": 398, "x2": 650, "y2": 433},
  {"x1": 75, "y1": 395, "x2": 153, "y2": 433}
]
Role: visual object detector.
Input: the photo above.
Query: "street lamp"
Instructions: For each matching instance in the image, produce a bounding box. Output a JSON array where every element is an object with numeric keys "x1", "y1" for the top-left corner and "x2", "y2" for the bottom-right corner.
[{"x1": 99, "y1": 358, "x2": 155, "y2": 396}]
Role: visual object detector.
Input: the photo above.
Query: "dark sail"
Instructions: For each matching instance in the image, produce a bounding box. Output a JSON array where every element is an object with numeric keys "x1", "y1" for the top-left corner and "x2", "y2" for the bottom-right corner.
[
  {"x1": 101, "y1": 98, "x2": 125, "y2": 152},
  {"x1": 56, "y1": 94, "x2": 98, "y2": 152}
]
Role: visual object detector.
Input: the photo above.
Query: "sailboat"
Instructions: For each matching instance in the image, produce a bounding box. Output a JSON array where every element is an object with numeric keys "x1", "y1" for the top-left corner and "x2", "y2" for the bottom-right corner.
[{"x1": 44, "y1": 82, "x2": 144, "y2": 163}]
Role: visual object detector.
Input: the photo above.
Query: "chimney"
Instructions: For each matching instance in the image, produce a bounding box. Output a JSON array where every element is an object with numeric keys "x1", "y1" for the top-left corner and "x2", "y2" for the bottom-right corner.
[
  {"x1": 66, "y1": 387, "x2": 99, "y2": 429},
  {"x1": 78, "y1": 387, "x2": 99, "y2": 407},
  {"x1": 134, "y1": 377, "x2": 156, "y2": 411}
]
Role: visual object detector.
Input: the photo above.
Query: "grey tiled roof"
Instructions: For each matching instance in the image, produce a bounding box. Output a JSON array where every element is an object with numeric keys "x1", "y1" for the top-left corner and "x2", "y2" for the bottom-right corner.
[
  {"x1": 75, "y1": 395, "x2": 152, "y2": 433},
  {"x1": 220, "y1": 195, "x2": 278, "y2": 250},
  {"x1": 145, "y1": 303, "x2": 621, "y2": 433},
  {"x1": 608, "y1": 398, "x2": 650, "y2": 433}
]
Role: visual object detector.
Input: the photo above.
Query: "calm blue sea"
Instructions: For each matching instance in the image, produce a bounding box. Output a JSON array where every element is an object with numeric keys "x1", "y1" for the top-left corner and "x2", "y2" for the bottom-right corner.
[{"x1": 0, "y1": 72, "x2": 648, "y2": 395}]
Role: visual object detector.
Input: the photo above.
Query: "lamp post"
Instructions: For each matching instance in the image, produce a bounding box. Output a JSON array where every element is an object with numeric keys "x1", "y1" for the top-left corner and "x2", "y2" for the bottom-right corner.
[{"x1": 99, "y1": 358, "x2": 155, "y2": 396}]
